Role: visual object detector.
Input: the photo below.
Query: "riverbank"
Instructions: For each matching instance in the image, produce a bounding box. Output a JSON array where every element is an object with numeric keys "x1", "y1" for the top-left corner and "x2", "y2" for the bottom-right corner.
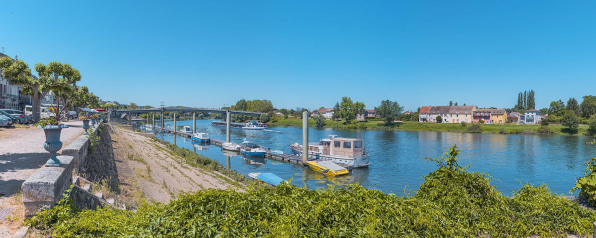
[{"x1": 268, "y1": 118, "x2": 592, "y2": 136}]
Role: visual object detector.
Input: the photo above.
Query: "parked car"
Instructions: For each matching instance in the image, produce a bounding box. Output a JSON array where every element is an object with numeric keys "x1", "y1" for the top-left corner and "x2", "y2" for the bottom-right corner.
[
  {"x1": 1, "y1": 109, "x2": 28, "y2": 124},
  {"x1": 0, "y1": 110, "x2": 18, "y2": 125},
  {"x1": 0, "y1": 115, "x2": 10, "y2": 127}
]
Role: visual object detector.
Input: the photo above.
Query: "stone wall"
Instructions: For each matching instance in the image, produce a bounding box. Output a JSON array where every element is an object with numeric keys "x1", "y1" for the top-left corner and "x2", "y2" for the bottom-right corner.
[{"x1": 21, "y1": 120, "x2": 113, "y2": 217}]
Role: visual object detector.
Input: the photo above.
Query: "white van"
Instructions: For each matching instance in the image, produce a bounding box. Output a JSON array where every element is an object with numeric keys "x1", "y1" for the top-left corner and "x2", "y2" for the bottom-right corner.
[{"x1": 24, "y1": 105, "x2": 56, "y2": 119}]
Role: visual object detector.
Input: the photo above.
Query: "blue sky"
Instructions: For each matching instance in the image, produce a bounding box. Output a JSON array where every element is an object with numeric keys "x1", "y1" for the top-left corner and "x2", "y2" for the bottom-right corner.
[{"x1": 1, "y1": 1, "x2": 595, "y2": 111}]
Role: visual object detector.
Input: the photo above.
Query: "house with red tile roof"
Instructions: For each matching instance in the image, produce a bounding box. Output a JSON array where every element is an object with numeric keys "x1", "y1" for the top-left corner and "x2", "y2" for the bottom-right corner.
[{"x1": 419, "y1": 106, "x2": 430, "y2": 122}]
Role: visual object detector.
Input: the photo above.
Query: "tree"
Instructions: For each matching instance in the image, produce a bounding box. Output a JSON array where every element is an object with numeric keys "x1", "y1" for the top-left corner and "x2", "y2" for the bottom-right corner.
[
  {"x1": 539, "y1": 108, "x2": 549, "y2": 115},
  {"x1": 0, "y1": 58, "x2": 81, "y2": 122},
  {"x1": 374, "y1": 100, "x2": 403, "y2": 125},
  {"x1": 449, "y1": 101, "x2": 453, "y2": 106},
  {"x1": 523, "y1": 91, "x2": 527, "y2": 109},
  {"x1": 562, "y1": 110, "x2": 580, "y2": 134},
  {"x1": 279, "y1": 108, "x2": 289, "y2": 116},
  {"x1": 527, "y1": 90, "x2": 535, "y2": 110},
  {"x1": 581, "y1": 96, "x2": 596, "y2": 118},
  {"x1": 339, "y1": 97, "x2": 355, "y2": 123},
  {"x1": 588, "y1": 115, "x2": 596, "y2": 136},
  {"x1": 567, "y1": 97, "x2": 579, "y2": 115},
  {"x1": 259, "y1": 113, "x2": 271, "y2": 123},
  {"x1": 314, "y1": 113, "x2": 326, "y2": 128},
  {"x1": 436, "y1": 115, "x2": 442, "y2": 122},
  {"x1": 332, "y1": 102, "x2": 340, "y2": 121},
  {"x1": 353, "y1": 101, "x2": 366, "y2": 118},
  {"x1": 549, "y1": 100, "x2": 565, "y2": 116},
  {"x1": 454, "y1": 102, "x2": 458, "y2": 106},
  {"x1": 517, "y1": 93, "x2": 523, "y2": 111}
]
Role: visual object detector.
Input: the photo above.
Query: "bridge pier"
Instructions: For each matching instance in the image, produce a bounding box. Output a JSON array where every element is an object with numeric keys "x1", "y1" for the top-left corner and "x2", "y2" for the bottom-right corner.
[
  {"x1": 193, "y1": 113, "x2": 196, "y2": 134},
  {"x1": 226, "y1": 110, "x2": 231, "y2": 143},
  {"x1": 128, "y1": 110, "x2": 131, "y2": 125},
  {"x1": 160, "y1": 109, "x2": 164, "y2": 130},
  {"x1": 303, "y1": 111, "x2": 308, "y2": 164},
  {"x1": 174, "y1": 113, "x2": 177, "y2": 131},
  {"x1": 152, "y1": 114, "x2": 155, "y2": 131}
]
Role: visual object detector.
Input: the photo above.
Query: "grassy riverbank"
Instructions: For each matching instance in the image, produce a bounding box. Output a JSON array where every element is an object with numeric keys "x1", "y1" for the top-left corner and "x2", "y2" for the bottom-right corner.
[{"x1": 269, "y1": 118, "x2": 592, "y2": 135}]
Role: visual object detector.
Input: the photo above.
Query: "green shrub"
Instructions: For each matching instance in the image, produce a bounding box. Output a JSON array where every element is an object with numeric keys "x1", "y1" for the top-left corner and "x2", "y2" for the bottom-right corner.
[
  {"x1": 27, "y1": 146, "x2": 596, "y2": 237},
  {"x1": 587, "y1": 115, "x2": 596, "y2": 136},
  {"x1": 572, "y1": 158, "x2": 596, "y2": 206},
  {"x1": 537, "y1": 125, "x2": 555, "y2": 135},
  {"x1": 467, "y1": 123, "x2": 482, "y2": 133},
  {"x1": 357, "y1": 123, "x2": 367, "y2": 130},
  {"x1": 541, "y1": 119, "x2": 549, "y2": 126},
  {"x1": 460, "y1": 121, "x2": 467, "y2": 127},
  {"x1": 499, "y1": 128, "x2": 505, "y2": 134},
  {"x1": 479, "y1": 120, "x2": 484, "y2": 124}
]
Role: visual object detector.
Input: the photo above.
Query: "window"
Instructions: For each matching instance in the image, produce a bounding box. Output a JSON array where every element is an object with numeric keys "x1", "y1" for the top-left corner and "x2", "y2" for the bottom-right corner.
[
  {"x1": 334, "y1": 141, "x2": 340, "y2": 147},
  {"x1": 343, "y1": 142, "x2": 351, "y2": 148},
  {"x1": 355, "y1": 141, "x2": 363, "y2": 148}
]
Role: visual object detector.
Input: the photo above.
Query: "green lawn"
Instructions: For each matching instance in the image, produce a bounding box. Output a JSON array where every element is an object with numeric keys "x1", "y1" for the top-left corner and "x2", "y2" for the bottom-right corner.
[{"x1": 268, "y1": 118, "x2": 590, "y2": 136}]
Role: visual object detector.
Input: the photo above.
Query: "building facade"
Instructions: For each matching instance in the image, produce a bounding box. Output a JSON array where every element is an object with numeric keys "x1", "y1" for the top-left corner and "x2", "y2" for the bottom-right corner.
[
  {"x1": 448, "y1": 106, "x2": 476, "y2": 123},
  {"x1": 419, "y1": 106, "x2": 430, "y2": 122},
  {"x1": 524, "y1": 109, "x2": 542, "y2": 124},
  {"x1": 0, "y1": 52, "x2": 28, "y2": 111},
  {"x1": 428, "y1": 106, "x2": 451, "y2": 123},
  {"x1": 473, "y1": 109, "x2": 492, "y2": 123},
  {"x1": 490, "y1": 109, "x2": 507, "y2": 124}
]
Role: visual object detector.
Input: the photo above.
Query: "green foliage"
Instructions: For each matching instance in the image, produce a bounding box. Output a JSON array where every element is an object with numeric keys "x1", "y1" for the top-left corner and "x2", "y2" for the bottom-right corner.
[
  {"x1": 34, "y1": 118, "x2": 59, "y2": 127},
  {"x1": 436, "y1": 115, "x2": 442, "y2": 122},
  {"x1": 581, "y1": 95, "x2": 596, "y2": 118},
  {"x1": 460, "y1": 121, "x2": 467, "y2": 127},
  {"x1": 541, "y1": 118, "x2": 550, "y2": 126},
  {"x1": 313, "y1": 113, "x2": 326, "y2": 128},
  {"x1": 537, "y1": 125, "x2": 555, "y2": 135},
  {"x1": 479, "y1": 119, "x2": 484, "y2": 124},
  {"x1": 25, "y1": 185, "x2": 77, "y2": 230},
  {"x1": 87, "y1": 124, "x2": 103, "y2": 154},
  {"x1": 572, "y1": 158, "x2": 596, "y2": 206},
  {"x1": 549, "y1": 100, "x2": 566, "y2": 116},
  {"x1": 499, "y1": 128, "x2": 505, "y2": 134},
  {"x1": 259, "y1": 113, "x2": 271, "y2": 123},
  {"x1": 32, "y1": 145, "x2": 596, "y2": 237},
  {"x1": 374, "y1": 99, "x2": 403, "y2": 125},
  {"x1": 467, "y1": 123, "x2": 482, "y2": 133},
  {"x1": 562, "y1": 110, "x2": 580, "y2": 134},
  {"x1": 588, "y1": 115, "x2": 596, "y2": 136}
]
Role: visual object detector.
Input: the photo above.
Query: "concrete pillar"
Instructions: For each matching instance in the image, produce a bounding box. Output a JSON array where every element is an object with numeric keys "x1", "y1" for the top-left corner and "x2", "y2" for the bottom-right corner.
[
  {"x1": 226, "y1": 110, "x2": 231, "y2": 143},
  {"x1": 146, "y1": 113, "x2": 149, "y2": 125},
  {"x1": 226, "y1": 155, "x2": 231, "y2": 170},
  {"x1": 193, "y1": 113, "x2": 196, "y2": 134},
  {"x1": 128, "y1": 110, "x2": 131, "y2": 124},
  {"x1": 174, "y1": 113, "x2": 177, "y2": 131},
  {"x1": 160, "y1": 109, "x2": 164, "y2": 130},
  {"x1": 302, "y1": 111, "x2": 308, "y2": 163},
  {"x1": 152, "y1": 114, "x2": 155, "y2": 132}
]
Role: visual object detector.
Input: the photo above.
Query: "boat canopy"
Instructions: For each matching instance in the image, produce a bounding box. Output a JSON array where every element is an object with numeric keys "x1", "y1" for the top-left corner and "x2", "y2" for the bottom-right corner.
[
  {"x1": 244, "y1": 143, "x2": 259, "y2": 148},
  {"x1": 256, "y1": 173, "x2": 284, "y2": 186}
]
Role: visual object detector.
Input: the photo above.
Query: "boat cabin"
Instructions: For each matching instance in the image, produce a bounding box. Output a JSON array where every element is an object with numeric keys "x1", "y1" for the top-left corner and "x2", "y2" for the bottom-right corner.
[
  {"x1": 315, "y1": 135, "x2": 364, "y2": 157},
  {"x1": 181, "y1": 126, "x2": 192, "y2": 133},
  {"x1": 193, "y1": 133, "x2": 209, "y2": 140}
]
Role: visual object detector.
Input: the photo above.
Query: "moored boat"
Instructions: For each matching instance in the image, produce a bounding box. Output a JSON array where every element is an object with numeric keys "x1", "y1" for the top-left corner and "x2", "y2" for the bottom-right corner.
[
  {"x1": 242, "y1": 120, "x2": 267, "y2": 130},
  {"x1": 144, "y1": 124, "x2": 153, "y2": 131},
  {"x1": 248, "y1": 172, "x2": 284, "y2": 187},
  {"x1": 191, "y1": 132, "x2": 210, "y2": 143},
  {"x1": 291, "y1": 135, "x2": 371, "y2": 169},
  {"x1": 306, "y1": 161, "x2": 349, "y2": 176},
  {"x1": 180, "y1": 126, "x2": 192, "y2": 134},
  {"x1": 222, "y1": 142, "x2": 241, "y2": 151},
  {"x1": 240, "y1": 142, "x2": 267, "y2": 157}
]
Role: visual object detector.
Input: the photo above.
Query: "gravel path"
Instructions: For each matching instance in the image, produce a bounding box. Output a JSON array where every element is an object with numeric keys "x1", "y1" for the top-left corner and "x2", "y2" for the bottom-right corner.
[{"x1": 0, "y1": 121, "x2": 85, "y2": 198}]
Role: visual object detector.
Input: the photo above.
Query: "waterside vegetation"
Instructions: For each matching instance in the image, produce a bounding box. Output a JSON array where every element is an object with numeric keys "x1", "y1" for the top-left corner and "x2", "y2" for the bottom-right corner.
[{"x1": 25, "y1": 145, "x2": 596, "y2": 237}]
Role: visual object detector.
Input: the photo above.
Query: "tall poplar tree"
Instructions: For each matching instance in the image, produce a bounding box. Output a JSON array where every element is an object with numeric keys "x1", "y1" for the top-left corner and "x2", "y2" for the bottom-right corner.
[{"x1": 524, "y1": 91, "x2": 528, "y2": 110}]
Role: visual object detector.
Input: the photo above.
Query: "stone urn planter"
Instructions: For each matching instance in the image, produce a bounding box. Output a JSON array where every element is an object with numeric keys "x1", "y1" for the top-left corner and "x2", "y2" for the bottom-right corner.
[
  {"x1": 39, "y1": 125, "x2": 69, "y2": 167},
  {"x1": 83, "y1": 119, "x2": 90, "y2": 134},
  {"x1": 91, "y1": 118, "x2": 96, "y2": 126}
]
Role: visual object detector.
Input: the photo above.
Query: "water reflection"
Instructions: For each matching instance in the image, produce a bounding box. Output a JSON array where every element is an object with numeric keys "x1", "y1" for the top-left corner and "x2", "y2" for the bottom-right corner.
[{"x1": 143, "y1": 119, "x2": 596, "y2": 196}]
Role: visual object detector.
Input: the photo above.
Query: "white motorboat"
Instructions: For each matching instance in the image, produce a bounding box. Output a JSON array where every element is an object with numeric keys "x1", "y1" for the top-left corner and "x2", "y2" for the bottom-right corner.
[
  {"x1": 242, "y1": 120, "x2": 267, "y2": 130},
  {"x1": 291, "y1": 135, "x2": 371, "y2": 169},
  {"x1": 240, "y1": 142, "x2": 267, "y2": 157},
  {"x1": 144, "y1": 124, "x2": 153, "y2": 131},
  {"x1": 180, "y1": 126, "x2": 192, "y2": 134},
  {"x1": 192, "y1": 133, "x2": 210, "y2": 143},
  {"x1": 222, "y1": 142, "x2": 241, "y2": 151}
]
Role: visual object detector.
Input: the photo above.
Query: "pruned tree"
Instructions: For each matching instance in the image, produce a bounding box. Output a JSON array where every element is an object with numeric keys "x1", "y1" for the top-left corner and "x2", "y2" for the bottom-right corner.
[{"x1": 375, "y1": 100, "x2": 403, "y2": 125}]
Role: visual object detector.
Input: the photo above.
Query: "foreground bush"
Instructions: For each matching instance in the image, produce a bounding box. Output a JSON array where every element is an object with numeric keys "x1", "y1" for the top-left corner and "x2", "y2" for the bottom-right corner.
[
  {"x1": 28, "y1": 146, "x2": 596, "y2": 237},
  {"x1": 467, "y1": 123, "x2": 482, "y2": 133}
]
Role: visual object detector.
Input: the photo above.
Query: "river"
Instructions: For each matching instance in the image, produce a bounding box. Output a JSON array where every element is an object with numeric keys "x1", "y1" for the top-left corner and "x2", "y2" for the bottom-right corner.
[{"x1": 149, "y1": 119, "x2": 596, "y2": 196}]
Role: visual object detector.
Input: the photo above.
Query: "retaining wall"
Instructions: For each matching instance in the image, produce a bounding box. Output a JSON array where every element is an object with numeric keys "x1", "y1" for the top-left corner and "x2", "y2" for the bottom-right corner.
[{"x1": 21, "y1": 121, "x2": 107, "y2": 217}]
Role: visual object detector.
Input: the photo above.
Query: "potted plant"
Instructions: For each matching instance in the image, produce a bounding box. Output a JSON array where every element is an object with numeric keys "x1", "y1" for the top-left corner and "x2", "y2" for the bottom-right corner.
[
  {"x1": 79, "y1": 115, "x2": 91, "y2": 134},
  {"x1": 35, "y1": 119, "x2": 69, "y2": 167}
]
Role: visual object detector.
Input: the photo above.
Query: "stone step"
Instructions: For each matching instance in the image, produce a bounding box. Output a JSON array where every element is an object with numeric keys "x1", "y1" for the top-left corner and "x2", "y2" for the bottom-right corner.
[
  {"x1": 93, "y1": 192, "x2": 103, "y2": 199},
  {"x1": 106, "y1": 198, "x2": 115, "y2": 205},
  {"x1": 82, "y1": 184, "x2": 91, "y2": 191}
]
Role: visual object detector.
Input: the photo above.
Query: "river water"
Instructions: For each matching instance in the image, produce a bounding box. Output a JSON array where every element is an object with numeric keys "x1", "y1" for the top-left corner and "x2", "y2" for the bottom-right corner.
[{"x1": 150, "y1": 119, "x2": 596, "y2": 196}]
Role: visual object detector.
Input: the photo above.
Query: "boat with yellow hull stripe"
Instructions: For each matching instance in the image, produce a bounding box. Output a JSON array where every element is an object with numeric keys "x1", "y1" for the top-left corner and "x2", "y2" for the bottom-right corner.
[{"x1": 306, "y1": 161, "x2": 349, "y2": 176}]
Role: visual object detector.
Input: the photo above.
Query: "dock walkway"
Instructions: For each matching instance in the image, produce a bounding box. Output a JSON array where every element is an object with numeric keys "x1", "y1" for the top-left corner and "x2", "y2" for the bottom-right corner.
[{"x1": 155, "y1": 128, "x2": 307, "y2": 166}]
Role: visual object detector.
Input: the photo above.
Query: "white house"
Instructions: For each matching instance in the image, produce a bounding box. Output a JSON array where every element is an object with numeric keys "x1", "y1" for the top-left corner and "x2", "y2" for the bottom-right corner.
[{"x1": 524, "y1": 109, "x2": 542, "y2": 124}]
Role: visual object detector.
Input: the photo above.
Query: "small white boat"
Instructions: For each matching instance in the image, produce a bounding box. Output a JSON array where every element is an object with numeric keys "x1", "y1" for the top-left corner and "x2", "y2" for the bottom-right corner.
[
  {"x1": 192, "y1": 132, "x2": 210, "y2": 143},
  {"x1": 270, "y1": 150, "x2": 284, "y2": 155},
  {"x1": 240, "y1": 142, "x2": 267, "y2": 157},
  {"x1": 221, "y1": 149, "x2": 240, "y2": 157},
  {"x1": 242, "y1": 120, "x2": 267, "y2": 130},
  {"x1": 180, "y1": 126, "x2": 192, "y2": 134},
  {"x1": 222, "y1": 142, "x2": 241, "y2": 151},
  {"x1": 144, "y1": 124, "x2": 153, "y2": 131},
  {"x1": 193, "y1": 143, "x2": 209, "y2": 151}
]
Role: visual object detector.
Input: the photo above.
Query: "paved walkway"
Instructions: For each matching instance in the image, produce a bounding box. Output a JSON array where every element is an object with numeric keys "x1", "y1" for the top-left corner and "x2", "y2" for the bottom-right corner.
[{"x1": 0, "y1": 121, "x2": 85, "y2": 199}]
